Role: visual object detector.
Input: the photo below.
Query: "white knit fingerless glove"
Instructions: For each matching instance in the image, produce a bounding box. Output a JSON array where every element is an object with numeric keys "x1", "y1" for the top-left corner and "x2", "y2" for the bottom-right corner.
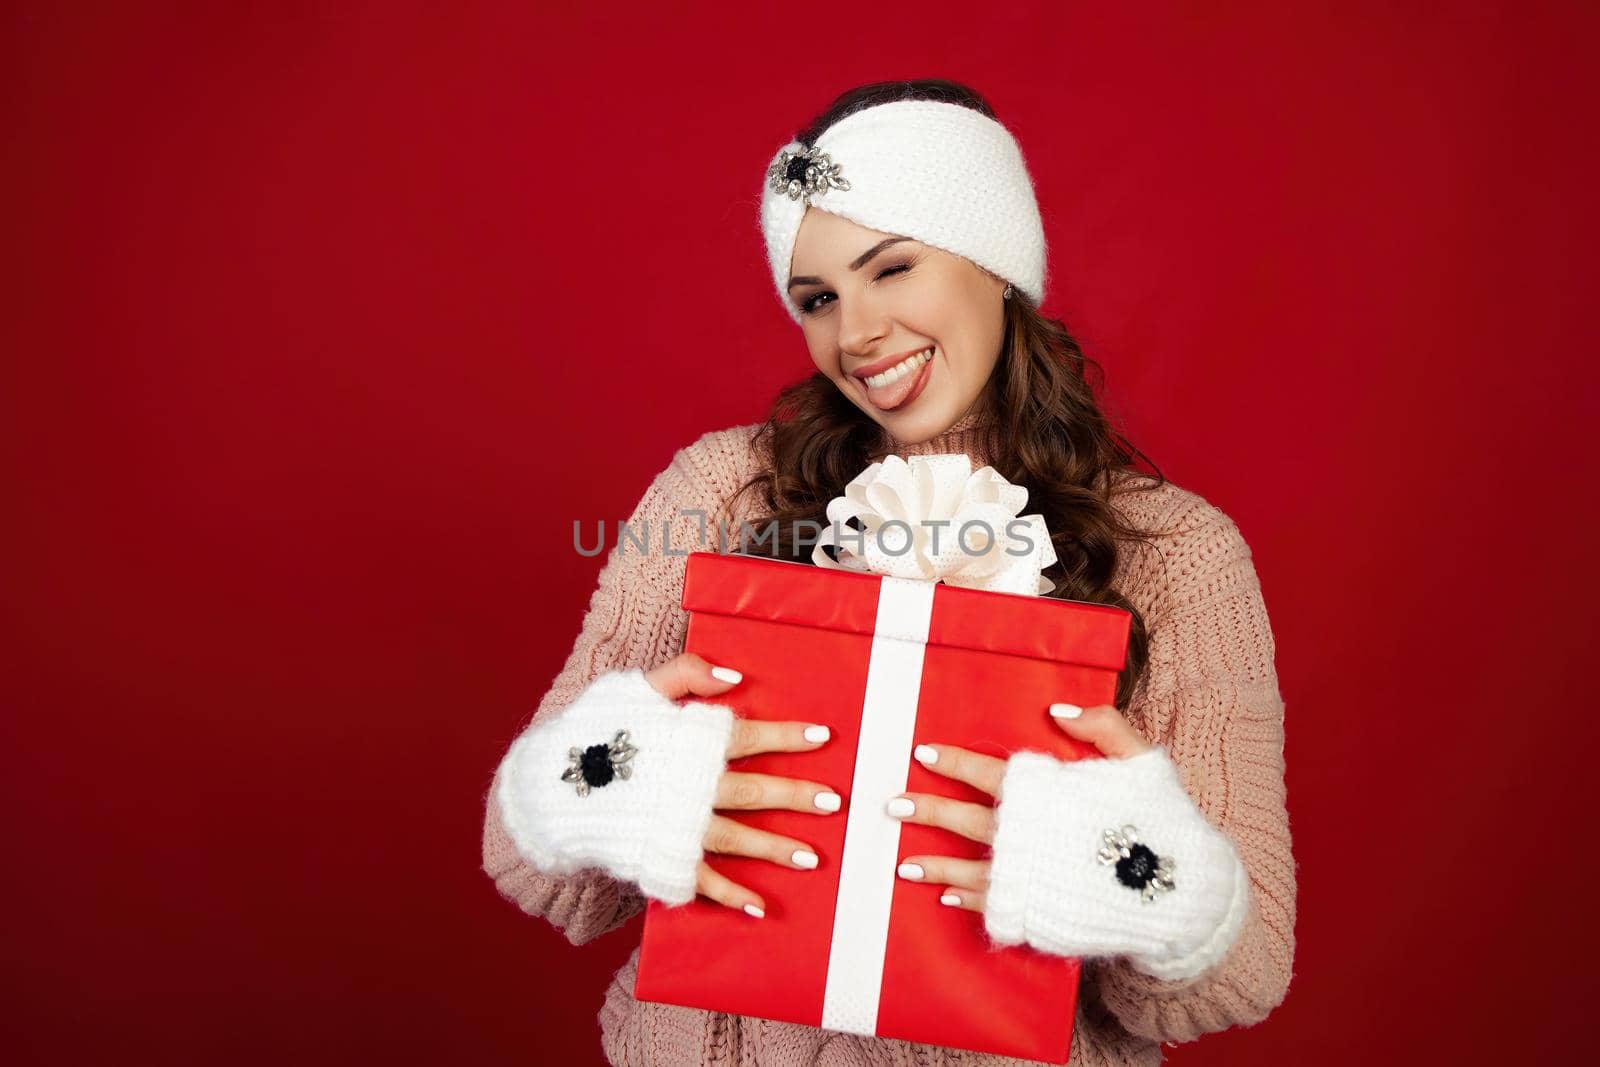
[
  {"x1": 493, "y1": 668, "x2": 735, "y2": 906},
  {"x1": 984, "y1": 747, "x2": 1250, "y2": 981}
]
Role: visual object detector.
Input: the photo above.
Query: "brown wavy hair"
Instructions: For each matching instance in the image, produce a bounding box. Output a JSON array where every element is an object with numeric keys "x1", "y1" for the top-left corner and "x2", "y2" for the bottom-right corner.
[{"x1": 728, "y1": 79, "x2": 1170, "y2": 710}]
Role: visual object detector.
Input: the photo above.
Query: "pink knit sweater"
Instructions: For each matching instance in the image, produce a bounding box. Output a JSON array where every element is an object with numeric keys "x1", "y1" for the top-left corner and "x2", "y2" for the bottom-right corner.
[{"x1": 482, "y1": 412, "x2": 1296, "y2": 1065}]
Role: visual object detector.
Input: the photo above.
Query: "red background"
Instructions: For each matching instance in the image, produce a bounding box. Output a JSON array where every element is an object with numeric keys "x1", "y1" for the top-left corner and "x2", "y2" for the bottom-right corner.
[{"x1": 5, "y1": 3, "x2": 1597, "y2": 1064}]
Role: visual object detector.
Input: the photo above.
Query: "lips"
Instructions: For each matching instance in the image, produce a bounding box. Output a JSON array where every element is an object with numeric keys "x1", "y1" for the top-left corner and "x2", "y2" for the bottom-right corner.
[
  {"x1": 851, "y1": 346, "x2": 934, "y2": 380},
  {"x1": 860, "y1": 349, "x2": 934, "y2": 412}
]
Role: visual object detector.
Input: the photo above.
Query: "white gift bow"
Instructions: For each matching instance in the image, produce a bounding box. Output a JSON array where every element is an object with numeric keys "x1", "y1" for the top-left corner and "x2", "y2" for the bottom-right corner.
[{"x1": 810, "y1": 453, "x2": 1059, "y2": 596}]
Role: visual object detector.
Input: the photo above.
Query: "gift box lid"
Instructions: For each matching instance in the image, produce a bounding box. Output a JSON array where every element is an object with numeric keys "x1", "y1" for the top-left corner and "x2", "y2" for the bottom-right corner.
[{"x1": 681, "y1": 552, "x2": 1130, "y2": 671}]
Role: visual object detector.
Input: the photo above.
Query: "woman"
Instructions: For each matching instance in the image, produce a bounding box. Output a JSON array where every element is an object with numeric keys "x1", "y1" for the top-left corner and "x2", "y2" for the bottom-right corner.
[{"x1": 483, "y1": 79, "x2": 1295, "y2": 1065}]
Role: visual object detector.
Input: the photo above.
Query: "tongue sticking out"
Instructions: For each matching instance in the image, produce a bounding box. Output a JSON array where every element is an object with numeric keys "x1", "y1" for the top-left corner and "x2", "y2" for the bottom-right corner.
[{"x1": 864, "y1": 355, "x2": 933, "y2": 412}]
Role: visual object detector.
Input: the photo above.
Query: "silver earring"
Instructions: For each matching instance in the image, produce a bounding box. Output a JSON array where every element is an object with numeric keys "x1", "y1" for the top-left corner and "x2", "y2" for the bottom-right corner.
[{"x1": 1002, "y1": 284, "x2": 1014, "y2": 300}]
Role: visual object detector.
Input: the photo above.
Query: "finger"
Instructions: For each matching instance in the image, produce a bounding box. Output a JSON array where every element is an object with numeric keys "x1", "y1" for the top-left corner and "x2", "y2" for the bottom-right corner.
[
  {"x1": 726, "y1": 717, "x2": 833, "y2": 760},
  {"x1": 696, "y1": 860, "x2": 767, "y2": 918},
  {"x1": 643, "y1": 652, "x2": 744, "y2": 701},
  {"x1": 938, "y1": 886, "x2": 987, "y2": 914},
  {"x1": 896, "y1": 855, "x2": 990, "y2": 892},
  {"x1": 702, "y1": 814, "x2": 822, "y2": 871},
  {"x1": 912, "y1": 743, "x2": 1004, "y2": 797},
  {"x1": 886, "y1": 793, "x2": 996, "y2": 845},
  {"x1": 1047, "y1": 702, "x2": 1154, "y2": 760},
  {"x1": 715, "y1": 771, "x2": 843, "y2": 815}
]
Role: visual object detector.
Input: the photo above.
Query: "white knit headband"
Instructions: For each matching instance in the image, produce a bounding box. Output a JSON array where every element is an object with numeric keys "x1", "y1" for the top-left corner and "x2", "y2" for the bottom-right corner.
[{"x1": 759, "y1": 99, "x2": 1047, "y2": 325}]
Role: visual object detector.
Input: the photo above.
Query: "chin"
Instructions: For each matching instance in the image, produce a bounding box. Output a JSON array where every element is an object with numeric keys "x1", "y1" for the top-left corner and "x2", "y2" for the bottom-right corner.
[{"x1": 875, "y1": 405, "x2": 958, "y2": 446}]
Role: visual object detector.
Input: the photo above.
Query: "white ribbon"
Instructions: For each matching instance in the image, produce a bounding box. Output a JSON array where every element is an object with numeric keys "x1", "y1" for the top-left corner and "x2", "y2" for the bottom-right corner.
[
  {"x1": 811, "y1": 454, "x2": 1060, "y2": 1034},
  {"x1": 820, "y1": 576, "x2": 934, "y2": 1036},
  {"x1": 811, "y1": 453, "x2": 1058, "y2": 596}
]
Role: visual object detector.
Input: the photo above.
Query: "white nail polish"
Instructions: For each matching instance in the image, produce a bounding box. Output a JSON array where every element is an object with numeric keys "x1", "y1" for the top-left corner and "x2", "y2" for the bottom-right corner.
[
  {"x1": 898, "y1": 862, "x2": 925, "y2": 881},
  {"x1": 1049, "y1": 702, "x2": 1083, "y2": 720},
  {"x1": 710, "y1": 666, "x2": 743, "y2": 684},
  {"x1": 814, "y1": 791, "x2": 842, "y2": 812},
  {"x1": 940, "y1": 893, "x2": 962, "y2": 907},
  {"x1": 792, "y1": 849, "x2": 819, "y2": 869},
  {"x1": 744, "y1": 903, "x2": 765, "y2": 919},
  {"x1": 886, "y1": 797, "x2": 916, "y2": 818},
  {"x1": 913, "y1": 744, "x2": 938, "y2": 765},
  {"x1": 804, "y1": 724, "x2": 830, "y2": 743}
]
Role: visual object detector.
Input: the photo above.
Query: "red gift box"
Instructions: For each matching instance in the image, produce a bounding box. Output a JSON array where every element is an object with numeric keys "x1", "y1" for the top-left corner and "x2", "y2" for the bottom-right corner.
[{"x1": 634, "y1": 551, "x2": 1132, "y2": 1063}]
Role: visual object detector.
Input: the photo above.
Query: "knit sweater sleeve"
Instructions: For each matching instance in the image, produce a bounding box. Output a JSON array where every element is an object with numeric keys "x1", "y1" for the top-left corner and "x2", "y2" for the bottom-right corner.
[
  {"x1": 480, "y1": 426, "x2": 759, "y2": 945},
  {"x1": 1087, "y1": 498, "x2": 1297, "y2": 1042}
]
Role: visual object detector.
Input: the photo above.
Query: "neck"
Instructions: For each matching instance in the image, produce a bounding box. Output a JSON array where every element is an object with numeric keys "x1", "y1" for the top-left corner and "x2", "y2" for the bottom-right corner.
[{"x1": 870, "y1": 409, "x2": 995, "y2": 467}]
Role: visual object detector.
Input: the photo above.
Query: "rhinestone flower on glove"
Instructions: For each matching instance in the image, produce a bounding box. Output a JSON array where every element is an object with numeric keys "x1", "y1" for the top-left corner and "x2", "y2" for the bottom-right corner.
[
  {"x1": 561, "y1": 730, "x2": 638, "y2": 797},
  {"x1": 1097, "y1": 824, "x2": 1177, "y2": 903}
]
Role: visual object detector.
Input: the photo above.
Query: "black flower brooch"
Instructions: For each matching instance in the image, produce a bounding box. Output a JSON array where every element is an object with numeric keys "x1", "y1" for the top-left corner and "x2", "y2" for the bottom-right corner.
[
  {"x1": 767, "y1": 145, "x2": 851, "y2": 203},
  {"x1": 1097, "y1": 825, "x2": 1177, "y2": 902},
  {"x1": 561, "y1": 730, "x2": 638, "y2": 797}
]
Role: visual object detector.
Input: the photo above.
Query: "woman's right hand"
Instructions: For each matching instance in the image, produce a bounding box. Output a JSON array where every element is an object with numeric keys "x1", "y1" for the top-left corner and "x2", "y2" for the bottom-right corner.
[{"x1": 643, "y1": 652, "x2": 840, "y2": 918}]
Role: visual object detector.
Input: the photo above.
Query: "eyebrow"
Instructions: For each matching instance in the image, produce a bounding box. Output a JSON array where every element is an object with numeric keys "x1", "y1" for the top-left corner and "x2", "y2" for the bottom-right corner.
[{"x1": 786, "y1": 237, "x2": 914, "y2": 291}]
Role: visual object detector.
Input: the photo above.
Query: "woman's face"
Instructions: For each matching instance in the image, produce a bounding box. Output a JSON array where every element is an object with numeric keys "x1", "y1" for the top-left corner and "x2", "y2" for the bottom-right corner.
[{"x1": 786, "y1": 208, "x2": 1008, "y2": 445}]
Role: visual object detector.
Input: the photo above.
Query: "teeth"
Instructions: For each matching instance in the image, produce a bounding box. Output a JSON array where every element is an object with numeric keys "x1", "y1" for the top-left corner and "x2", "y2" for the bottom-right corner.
[{"x1": 863, "y1": 348, "x2": 933, "y2": 389}]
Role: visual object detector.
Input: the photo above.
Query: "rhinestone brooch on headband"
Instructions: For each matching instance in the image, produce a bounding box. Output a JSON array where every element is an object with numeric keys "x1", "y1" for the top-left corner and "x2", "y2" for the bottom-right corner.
[
  {"x1": 767, "y1": 145, "x2": 851, "y2": 203},
  {"x1": 1097, "y1": 825, "x2": 1177, "y2": 902},
  {"x1": 562, "y1": 730, "x2": 638, "y2": 796}
]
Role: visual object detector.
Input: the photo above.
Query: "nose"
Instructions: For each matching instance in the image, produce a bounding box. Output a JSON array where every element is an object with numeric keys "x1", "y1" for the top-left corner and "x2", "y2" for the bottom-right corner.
[{"x1": 837, "y1": 289, "x2": 891, "y2": 360}]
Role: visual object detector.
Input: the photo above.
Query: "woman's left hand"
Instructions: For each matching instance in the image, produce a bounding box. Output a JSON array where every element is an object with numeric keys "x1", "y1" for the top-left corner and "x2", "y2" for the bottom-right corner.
[{"x1": 892, "y1": 702, "x2": 1153, "y2": 914}]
